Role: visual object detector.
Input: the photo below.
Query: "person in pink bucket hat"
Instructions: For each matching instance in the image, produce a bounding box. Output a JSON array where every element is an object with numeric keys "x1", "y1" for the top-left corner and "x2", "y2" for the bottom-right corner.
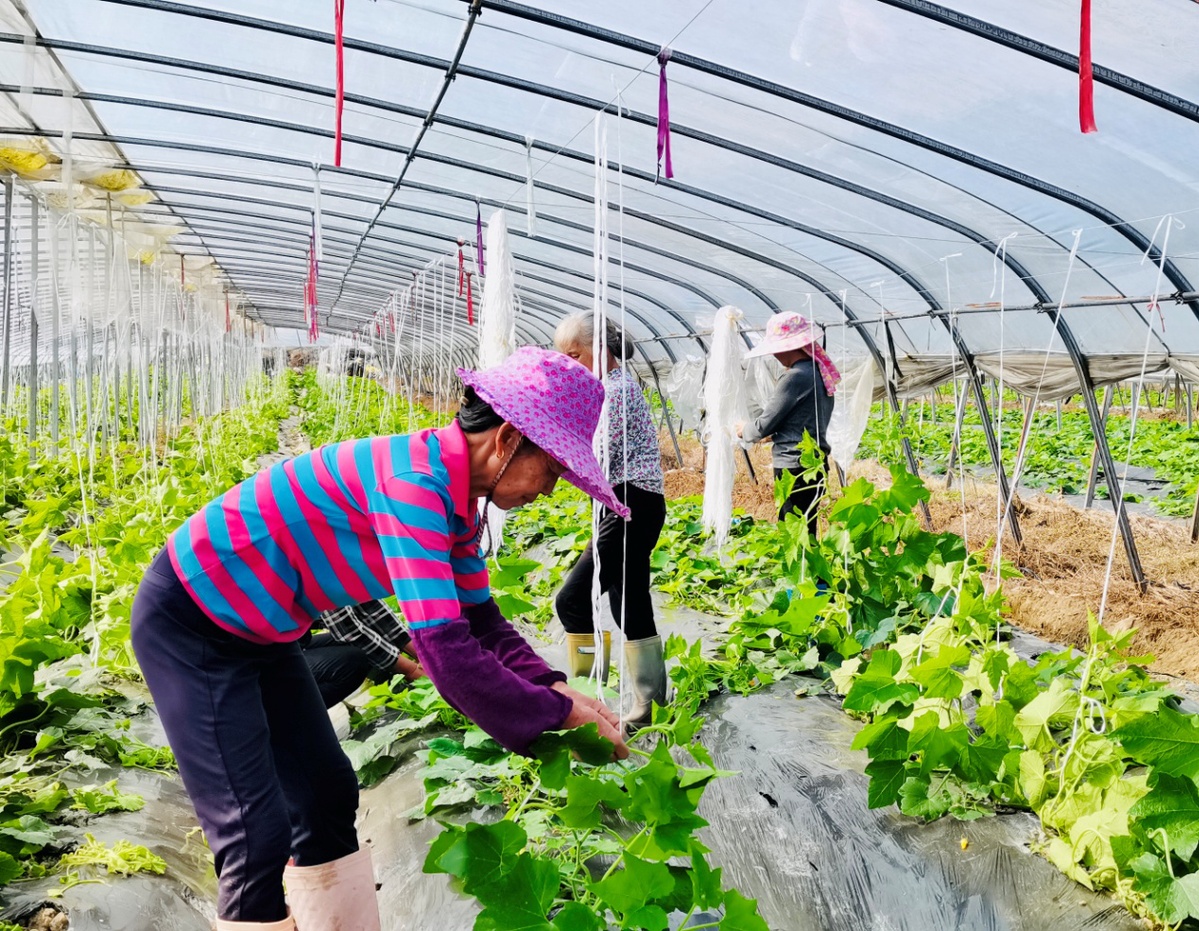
[
  {"x1": 129, "y1": 346, "x2": 628, "y2": 931},
  {"x1": 736, "y1": 312, "x2": 841, "y2": 533}
]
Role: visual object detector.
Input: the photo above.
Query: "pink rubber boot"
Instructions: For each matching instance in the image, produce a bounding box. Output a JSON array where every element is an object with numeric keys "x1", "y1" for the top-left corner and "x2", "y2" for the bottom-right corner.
[
  {"x1": 284, "y1": 847, "x2": 381, "y2": 931},
  {"x1": 214, "y1": 916, "x2": 295, "y2": 930}
]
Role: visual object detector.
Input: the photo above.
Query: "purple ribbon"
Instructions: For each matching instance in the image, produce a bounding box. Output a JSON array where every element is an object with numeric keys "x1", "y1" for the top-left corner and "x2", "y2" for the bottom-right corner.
[
  {"x1": 475, "y1": 202, "x2": 485, "y2": 276},
  {"x1": 656, "y1": 47, "x2": 674, "y2": 180}
]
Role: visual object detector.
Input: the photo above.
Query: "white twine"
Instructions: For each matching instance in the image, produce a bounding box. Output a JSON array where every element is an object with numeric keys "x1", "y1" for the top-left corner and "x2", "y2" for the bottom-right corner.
[
  {"x1": 1097, "y1": 216, "x2": 1180, "y2": 621},
  {"x1": 589, "y1": 113, "x2": 610, "y2": 701}
]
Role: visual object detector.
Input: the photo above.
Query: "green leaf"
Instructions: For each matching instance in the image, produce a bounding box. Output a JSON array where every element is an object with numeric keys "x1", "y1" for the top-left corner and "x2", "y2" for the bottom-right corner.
[
  {"x1": 1115, "y1": 706, "x2": 1199, "y2": 779},
  {"x1": 1129, "y1": 772, "x2": 1199, "y2": 860},
  {"x1": 531, "y1": 725, "x2": 615, "y2": 790},
  {"x1": 719, "y1": 888, "x2": 769, "y2": 931},
  {"x1": 550, "y1": 902, "x2": 602, "y2": 931},
  {"x1": 864, "y1": 759, "x2": 907, "y2": 809},
  {"x1": 559, "y1": 774, "x2": 627, "y2": 830},
  {"x1": 625, "y1": 905, "x2": 670, "y2": 931},
  {"x1": 591, "y1": 854, "x2": 673, "y2": 914},
  {"x1": 843, "y1": 650, "x2": 918, "y2": 714},
  {"x1": 907, "y1": 712, "x2": 968, "y2": 775},
  {"x1": 689, "y1": 850, "x2": 724, "y2": 911},
  {"x1": 423, "y1": 824, "x2": 463, "y2": 875},
  {"x1": 0, "y1": 851, "x2": 21, "y2": 885},
  {"x1": 493, "y1": 591, "x2": 538, "y2": 619},
  {"x1": 1128, "y1": 853, "x2": 1199, "y2": 924},
  {"x1": 909, "y1": 645, "x2": 970, "y2": 700},
  {"x1": 850, "y1": 715, "x2": 909, "y2": 761},
  {"x1": 0, "y1": 816, "x2": 57, "y2": 856},
  {"x1": 473, "y1": 852, "x2": 559, "y2": 931},
  {"x1": 71, "y1": 780, "x2": 145, "y2": 815},
  {"x1": 1018, "y1": 750, "x2": 1050, "y2": 809},
  {"x1": 898, "y1": 777, "x2": 951, "y2": 821},
  {"x1": 435, "y1": 821, "x2": 528, "y2": 892},
  {"x1": 1013, "y1": 679, "x2": 1079, "y2": 753}
]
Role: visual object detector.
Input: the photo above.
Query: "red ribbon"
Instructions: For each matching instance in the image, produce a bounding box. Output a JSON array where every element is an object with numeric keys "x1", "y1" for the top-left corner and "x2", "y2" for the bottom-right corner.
[
  {"x1": 656, "y1": 47, "x2": 674, "y2": 179},
  {"x1": 334, "y1": 0, "x2": 346, "y2": 165},
  {"x1": 457, "y1": 240, "x2": 466, "y2": 296},
  {"x1": 465, "y1": 271, "x2": 475, "y2": 326},
  {"x1": 1079, "y1": 0, "x2": 1097, "y2": 133}
]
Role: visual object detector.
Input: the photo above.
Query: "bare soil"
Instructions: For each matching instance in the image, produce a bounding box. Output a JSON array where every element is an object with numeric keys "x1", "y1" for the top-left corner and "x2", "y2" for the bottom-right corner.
[{"x1": 660, "y1": 431, "x2": 1199, "y2": 682}]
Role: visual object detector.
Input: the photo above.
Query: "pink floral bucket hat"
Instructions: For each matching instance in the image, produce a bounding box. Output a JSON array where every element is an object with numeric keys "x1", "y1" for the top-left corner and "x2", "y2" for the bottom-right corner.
[
  {"x1": 744, "y1": 312, "x2": 842, "y2": 395},
  {"x1": 458, "y1": 347, "x2": 630, "y2": 518}
]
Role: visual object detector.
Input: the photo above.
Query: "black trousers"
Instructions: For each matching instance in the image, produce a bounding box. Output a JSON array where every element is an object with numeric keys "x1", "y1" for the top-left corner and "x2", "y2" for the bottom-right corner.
[
  {"x1": 556, "y1": 482, "x2": 667, "y2": 642},
  {"x1": 130, "y1": 550, "x2": 359, "y2": 922},
  {"x1": 301, "y1": 633, "x2": 374, "y2": 709},
  {"x1": 776, "y1": 465, "x2": 826, "y2": 536}
]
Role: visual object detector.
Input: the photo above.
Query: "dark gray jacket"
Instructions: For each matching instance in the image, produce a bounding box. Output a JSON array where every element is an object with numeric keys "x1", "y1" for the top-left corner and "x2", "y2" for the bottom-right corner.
[{"x1": 743, "y1": 358, "x2": 834, "y2": 469}]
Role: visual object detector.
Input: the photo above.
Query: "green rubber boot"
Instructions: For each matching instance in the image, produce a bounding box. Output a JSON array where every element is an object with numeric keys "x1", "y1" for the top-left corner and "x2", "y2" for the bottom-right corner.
[{"x1": 622, "y1": 635, "x2": 668, "y2": 732}]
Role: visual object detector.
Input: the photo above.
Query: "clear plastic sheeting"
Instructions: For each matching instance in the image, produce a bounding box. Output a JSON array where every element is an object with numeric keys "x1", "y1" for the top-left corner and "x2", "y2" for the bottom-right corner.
[
  {"x1": 698, "y1": 685, "x2": 1142, "y2": 931},
  {"x1": 0, "y1": 0, "x2": 1195, "y2": 390}
]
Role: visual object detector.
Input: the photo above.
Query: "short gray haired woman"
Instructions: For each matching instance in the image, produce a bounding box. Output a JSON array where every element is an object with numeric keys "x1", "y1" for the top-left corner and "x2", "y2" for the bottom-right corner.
[{"x1": 553, "y1": 313, "x2": 667, "y2": 729}]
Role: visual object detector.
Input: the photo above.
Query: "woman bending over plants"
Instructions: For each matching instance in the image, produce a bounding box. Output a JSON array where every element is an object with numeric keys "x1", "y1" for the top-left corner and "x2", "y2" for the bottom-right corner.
[{"x1": 130, "y1": 348, "x2": 629, "y2": 930}]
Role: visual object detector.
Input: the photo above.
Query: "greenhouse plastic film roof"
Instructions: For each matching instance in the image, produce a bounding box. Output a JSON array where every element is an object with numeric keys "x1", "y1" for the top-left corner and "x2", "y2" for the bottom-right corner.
[{"x1": 3, "y1": 0, "x2": 1199, "y2": 387}]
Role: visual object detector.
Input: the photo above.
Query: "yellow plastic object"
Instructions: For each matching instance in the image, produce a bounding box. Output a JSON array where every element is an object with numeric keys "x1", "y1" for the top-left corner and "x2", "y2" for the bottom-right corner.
[
  {"x1": 81, "y1": 168, "x2": 139, "y2": 192},
  {"x1": 117, "y1": 190, "x2": 154, "y2": 206},
  {"x1": 0, "y1": 146, "x2": 49, "y2": 177}
]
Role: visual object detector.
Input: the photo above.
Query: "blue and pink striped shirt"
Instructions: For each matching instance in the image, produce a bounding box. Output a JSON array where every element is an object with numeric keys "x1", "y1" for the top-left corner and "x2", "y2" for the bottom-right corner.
[
  {"x1": 166, "y1": 422, "x2": 571, "y2": 754},
  {"x1": 169, "y1": 423, "x2": 488, "y2": 642}
]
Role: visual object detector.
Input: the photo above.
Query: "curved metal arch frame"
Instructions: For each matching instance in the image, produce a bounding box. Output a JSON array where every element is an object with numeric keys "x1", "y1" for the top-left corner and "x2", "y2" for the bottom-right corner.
[
  {"x1": 9, "y1": 8, "x2": 1152, "y2": 577},
  {"x1": 480, "y1": 1, "x2": 1199, "y2": 326},
  {"x1": 35, "y1": 9, "x2": 1191, "y2": 333},
  {"x1": 14, "y1": 51, "x2": 1171, "y2": 385},
  {"x1": 160, "y1": 184, "x2": 727, "y2": 346},
  {"x1": 10, "y1": 50, "x2": 1141, "y2": 378},
  {"x1": 0, "y1": 40, "x2": 1083, "y2": 331},
  {"x1": 873, "y1": 0, "x2": 1199, "y2": 123},
  {"x1": 133, "y1": 174, "x2": 760, "y2": 347}
]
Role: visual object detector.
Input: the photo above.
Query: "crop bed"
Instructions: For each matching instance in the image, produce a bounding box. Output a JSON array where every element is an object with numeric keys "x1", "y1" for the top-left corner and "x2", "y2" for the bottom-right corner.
[{"x1": 0, "y1": 372, "x2": 1197, "y2": 930}]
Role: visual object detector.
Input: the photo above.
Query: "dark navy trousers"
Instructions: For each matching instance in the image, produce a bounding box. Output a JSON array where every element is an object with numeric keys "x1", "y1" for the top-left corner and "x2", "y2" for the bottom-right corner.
[{"x1": 130, "y1": 549, "x2": 360, "y2": 921}]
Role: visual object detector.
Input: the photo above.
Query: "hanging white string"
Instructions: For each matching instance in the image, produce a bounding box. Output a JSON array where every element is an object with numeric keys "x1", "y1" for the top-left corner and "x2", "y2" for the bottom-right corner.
[
  {"x1": 614, "y1": 84, "x2": 632, "y2": 729},
  {"x1": 996, "y1": 229, "x2": 1084, "y2": 554},
  {"x1": 313, "y1": 164, "x2": 324, "y2": 272},
  {"x1": 525, "y1": 137, "x2": 537, "y2": 237},
  {"x1": 1097, "y1": 215, "x2": 1180, "y2": 622},
  {"x1": 990, "y1": 232, "x2": 1017, "y2": 590},
  {"x1": 941, "y1": 253, "x2": 968, "y2": 548},
  {"x1": 589, "y1": 113, "x2": 610, "y2": 701}
]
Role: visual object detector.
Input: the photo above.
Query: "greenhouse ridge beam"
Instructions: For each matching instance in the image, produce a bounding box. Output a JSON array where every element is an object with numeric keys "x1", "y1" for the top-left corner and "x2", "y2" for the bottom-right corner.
[
  {"x1": 875, "y1": 0, "x2": 1199, "y2": 123},
  {"x1": 481, "y1": 0, "x2": 1199, "y2": 325}
]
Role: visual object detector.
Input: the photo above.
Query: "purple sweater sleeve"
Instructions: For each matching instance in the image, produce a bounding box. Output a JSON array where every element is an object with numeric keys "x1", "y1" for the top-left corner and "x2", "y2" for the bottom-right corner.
[
  {"x1": 410, "y1": 616, "x2": 572, "y2": 756},
  {"x1": 463, "y1": 599, "x2": 568, "y2": 688}
]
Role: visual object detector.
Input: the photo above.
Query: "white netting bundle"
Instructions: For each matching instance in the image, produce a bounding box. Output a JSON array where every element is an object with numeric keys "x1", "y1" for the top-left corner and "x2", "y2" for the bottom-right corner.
[{"x1": 701, "y1": 306, "x2": 749, "y2": 547}]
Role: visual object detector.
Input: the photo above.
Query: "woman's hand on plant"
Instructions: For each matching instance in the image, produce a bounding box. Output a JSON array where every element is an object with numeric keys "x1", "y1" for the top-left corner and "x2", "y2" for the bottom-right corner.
[
  {"x1": 555, "y1": 683, "x2": 628, "y2": 759},
  {"x1": 394, "y1": 655, "x2": 426, "y2": 681},
  {"x1": 553, "y1": 682, "x2": 619, "y2": 726}
]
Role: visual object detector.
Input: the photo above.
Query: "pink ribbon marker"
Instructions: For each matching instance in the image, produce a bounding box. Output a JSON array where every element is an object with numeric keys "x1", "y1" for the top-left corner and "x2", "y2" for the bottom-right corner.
[{"x1": 656, "y1": 47, "x2": 674, "y2": 180}]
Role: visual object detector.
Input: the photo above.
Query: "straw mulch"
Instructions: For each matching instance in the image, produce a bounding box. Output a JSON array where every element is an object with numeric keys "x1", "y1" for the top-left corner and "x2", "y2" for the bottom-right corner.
[{"x1": 659, "y1": 432, "x2": 1199, "y2": 682}]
